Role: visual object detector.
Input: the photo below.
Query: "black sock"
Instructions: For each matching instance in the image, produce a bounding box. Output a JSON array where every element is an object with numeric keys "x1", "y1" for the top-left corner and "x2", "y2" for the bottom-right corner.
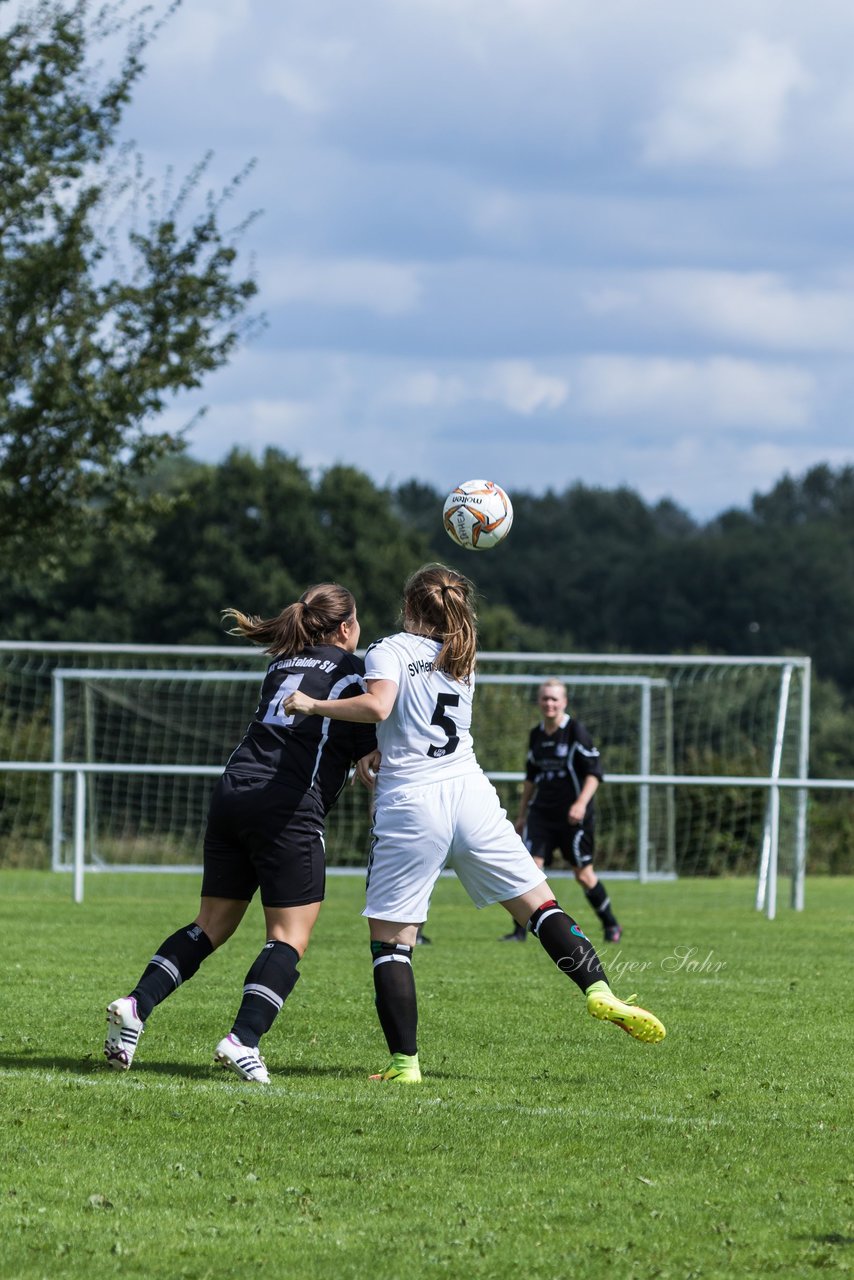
[
  {"x1": 371, "y1": 941, "x2": 418, "y2": 1055},
  {"x1": 130, "y1": 923, "x2": 214, "y2": 1021},
  {"x1": 584, "y1": 880, "x2": 618, "y2": 930},
  {"x1": 529, "y1": 899, "x2": 608, "y2": 993},
  {"x1": 231, "y1": 940, "x2": 300, "y2": 1048}
]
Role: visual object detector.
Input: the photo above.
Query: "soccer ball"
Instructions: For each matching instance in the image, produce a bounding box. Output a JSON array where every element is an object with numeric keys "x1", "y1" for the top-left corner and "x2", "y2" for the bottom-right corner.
[{"x1": 442, "y1": 479, "x2": 514, "y2": 551}]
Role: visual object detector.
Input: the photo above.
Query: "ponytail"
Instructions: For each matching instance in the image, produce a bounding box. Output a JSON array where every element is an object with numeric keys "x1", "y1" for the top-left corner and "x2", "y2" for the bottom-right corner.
[
  {"x1": 402, "y1": 563, "x2": 477, "y2": 680},
  {"x1": 224, "y1": 583, "x2": 356, "y2": 657}
]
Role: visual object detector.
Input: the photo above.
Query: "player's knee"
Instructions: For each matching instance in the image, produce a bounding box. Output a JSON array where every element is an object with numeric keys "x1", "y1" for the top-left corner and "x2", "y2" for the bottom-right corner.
[
  {"x1": 528, "y1": 898, "x2": 562, "y2": 935},
  {"x1": 370, "y1": 940, "x2": 414, "y2": 964}
]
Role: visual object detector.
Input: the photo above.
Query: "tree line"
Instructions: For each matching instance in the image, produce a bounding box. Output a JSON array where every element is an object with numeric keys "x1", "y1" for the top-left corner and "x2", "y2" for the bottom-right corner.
[{"x1": 7, "y1": 449, "x2": 853, "y2": 684}]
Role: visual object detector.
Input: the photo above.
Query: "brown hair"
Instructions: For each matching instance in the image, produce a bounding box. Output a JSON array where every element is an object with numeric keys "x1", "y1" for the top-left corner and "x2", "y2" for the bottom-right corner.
[
  {"x1": 402, "y1": 563, "x2": 477, "y2": 680},
  {"x1": 223, "y1": 583, "x2": 356, "y2": 657}
]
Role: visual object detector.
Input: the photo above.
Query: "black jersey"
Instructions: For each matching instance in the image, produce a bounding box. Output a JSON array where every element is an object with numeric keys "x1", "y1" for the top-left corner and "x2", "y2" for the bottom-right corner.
[
  {"x1": 524, "y1": 715, "x2": 603, "y2": 818},
  {"x1": 225, "y1": 644, "x2": 376, "y2": 812}
]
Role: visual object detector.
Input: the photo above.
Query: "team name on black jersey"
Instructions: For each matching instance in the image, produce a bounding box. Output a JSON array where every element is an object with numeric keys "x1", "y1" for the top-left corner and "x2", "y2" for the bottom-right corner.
[{"x1": 270, "y1": 655, "x2": 341, "y2": 674}]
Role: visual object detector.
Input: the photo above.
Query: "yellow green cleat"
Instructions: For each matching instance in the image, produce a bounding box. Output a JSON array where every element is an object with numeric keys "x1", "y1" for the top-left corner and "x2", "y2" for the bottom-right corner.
[
  {"x1": 369, "y1": 1051, "x2": 422, "y2": 1083},
  {"x1": 586, "y1": 985, "x2": 666, "y2": 1043}
]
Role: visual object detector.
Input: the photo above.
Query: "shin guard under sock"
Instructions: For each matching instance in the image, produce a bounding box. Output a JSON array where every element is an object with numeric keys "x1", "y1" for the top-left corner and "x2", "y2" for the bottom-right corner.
[
  {"x1": 529, "y1": 899, "x2": 608, "y2": 993},
  {"x1": 231, "y1": 940, "x2": 300, "y2": 1048},
  {"x1": 371, "y1": 941, "x2": 418, "y2": 1055},
  {"x1": 131, "y1": 923, "x2": 214, "y2": 1021}
]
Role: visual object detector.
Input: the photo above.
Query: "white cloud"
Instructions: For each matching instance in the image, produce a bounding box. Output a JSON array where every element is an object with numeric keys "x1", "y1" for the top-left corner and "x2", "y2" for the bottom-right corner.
[
  {"x1": 381, "y1": 370, "x2": 468, "y2": 408},
  {"x1": 485, "y1": 361, "x2": 569, "y2": 414},
  {"x1": 381, "y1": 360, "x2": 568, "y2": 414},
  {"x1": 152, "y1": 1, "x2": 254, "y2": 69},
  {"x1": 576, "y1": 356, "x2": 813, "y2": 427},
  {"x1": 641, "y1": 34, "x2": 810, "y2": 167},
  {"x1": 584, "y1": 271, "x2": 854, "y2": 352},
  {"x1": 172, "y1": 397, "x2": 315, "y2": 459},
  {"x1": 261, "y1": 40, "x2": 352, "y2": 115},
  {"x1": 262, "y1": 65, "x2": 329, "y2": 116},
  {"x1": 264, "y1": 257, "x2": 423, "y2": 316}
]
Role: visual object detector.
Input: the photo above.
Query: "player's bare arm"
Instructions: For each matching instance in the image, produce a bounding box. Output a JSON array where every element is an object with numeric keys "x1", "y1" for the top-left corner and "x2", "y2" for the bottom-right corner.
[{"x1": 284, "y1": 679, "x2": 398, "y2": 723}]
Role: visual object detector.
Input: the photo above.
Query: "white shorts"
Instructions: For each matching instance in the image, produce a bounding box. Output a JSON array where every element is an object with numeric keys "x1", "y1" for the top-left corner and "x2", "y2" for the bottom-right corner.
[{"x1": 364, "y1": 771, "x2": 547, "y2": 923}]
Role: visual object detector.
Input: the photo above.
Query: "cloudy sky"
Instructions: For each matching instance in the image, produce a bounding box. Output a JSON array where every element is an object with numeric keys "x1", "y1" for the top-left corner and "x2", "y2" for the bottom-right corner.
[{"x1": 115, "y1": 2, "x2": 854, "y2": 517}]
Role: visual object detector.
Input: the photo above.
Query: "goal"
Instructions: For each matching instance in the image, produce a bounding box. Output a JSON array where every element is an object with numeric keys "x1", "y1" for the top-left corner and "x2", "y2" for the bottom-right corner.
[
  {"x1": 47, "y1": 666, "x2": 678, "y2": 879},
  {"x1": 0, "y1": 643, "x2": 811, "y2": 912}
]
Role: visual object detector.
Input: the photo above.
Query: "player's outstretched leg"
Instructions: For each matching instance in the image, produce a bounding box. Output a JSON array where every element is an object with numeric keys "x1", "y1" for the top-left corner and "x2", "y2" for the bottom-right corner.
[
  {"x1": 527, "y1": 898, "x2": 665, "y2": 1044},
  {"x1": 104, "y1": 996, "x2": 144, "y2": 1071}
]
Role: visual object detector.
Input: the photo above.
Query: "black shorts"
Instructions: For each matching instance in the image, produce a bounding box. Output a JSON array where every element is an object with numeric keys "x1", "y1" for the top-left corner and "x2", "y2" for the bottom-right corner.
[
  {"x1": 523, "y1": 811, "x2": 595, "y2": 869},
  {"x1": 202, "y1": 772, "x2": 327, "y2": 907}
]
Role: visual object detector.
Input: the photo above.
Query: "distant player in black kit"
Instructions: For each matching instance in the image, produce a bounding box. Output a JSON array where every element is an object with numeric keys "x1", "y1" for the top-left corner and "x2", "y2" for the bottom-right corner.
[
  {"x1": 103, "y1": 583, "x2": 376, "y2": 1083},
  {"x1": 501, "y1": 679, "x2": 622, "y2": 945}
]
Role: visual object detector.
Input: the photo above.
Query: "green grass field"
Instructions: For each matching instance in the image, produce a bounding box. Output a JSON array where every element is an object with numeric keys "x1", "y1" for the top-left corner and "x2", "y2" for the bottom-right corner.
[{"x1": 0, "y1": 871, "x2": 851, "y2": 1280}]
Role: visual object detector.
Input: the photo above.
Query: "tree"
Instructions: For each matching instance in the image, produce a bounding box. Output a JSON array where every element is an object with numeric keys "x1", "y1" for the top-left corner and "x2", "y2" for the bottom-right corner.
[
  {"x1": 0, "y1": 0, "x2": 258, "y2": 581},
  {"x1": 0, "y1": 450, "x2": 435, "y2": 644},
  {"x1": 146, "y1": 454, "x2": 433, "y2": 644}
]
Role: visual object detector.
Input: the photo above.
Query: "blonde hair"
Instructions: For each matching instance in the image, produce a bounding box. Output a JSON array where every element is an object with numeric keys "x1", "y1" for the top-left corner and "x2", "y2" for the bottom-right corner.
[
  {"x1": 538, "y1": 679, "x2": 567, "y2": 697},
  {"x1": 402, "y1": 563, "x2": 477, "y2": 680},
  {"x1": 223, "y1": 583, "x2": 356, "y2": 657}
]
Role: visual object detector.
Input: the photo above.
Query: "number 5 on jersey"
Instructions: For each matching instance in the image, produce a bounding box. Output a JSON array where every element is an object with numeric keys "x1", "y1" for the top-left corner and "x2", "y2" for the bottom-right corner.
[{"x1": 428, "y1": 693, "x2": 460, "y2": 758}]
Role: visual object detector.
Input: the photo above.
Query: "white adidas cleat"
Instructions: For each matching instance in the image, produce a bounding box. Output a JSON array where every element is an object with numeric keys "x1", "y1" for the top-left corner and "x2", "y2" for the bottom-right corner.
[
  {"x1": 214, "y1": 1034, "x2": 270, "y2": 1083},
  {"x1": 104, "y1": 996, "x2": 144, "y2": 1070}
]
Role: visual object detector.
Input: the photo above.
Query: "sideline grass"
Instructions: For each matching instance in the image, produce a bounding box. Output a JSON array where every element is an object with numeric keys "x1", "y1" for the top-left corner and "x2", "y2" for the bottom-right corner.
[{"x1": 0, "y1": 871, "x2": 852, "y2": 1279}]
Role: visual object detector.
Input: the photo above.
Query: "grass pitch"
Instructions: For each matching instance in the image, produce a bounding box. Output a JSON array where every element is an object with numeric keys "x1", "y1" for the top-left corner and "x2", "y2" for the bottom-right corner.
[{"x1": 0, "y1": 871, "x2": 852, "y2": 1280}]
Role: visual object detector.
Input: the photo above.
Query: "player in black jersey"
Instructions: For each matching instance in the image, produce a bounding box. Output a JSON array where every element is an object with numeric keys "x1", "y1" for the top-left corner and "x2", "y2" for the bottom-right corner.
[
  {"x1": 103, "y1": 583, "x2": 377, "y2": 1083},
  {"x1": 501, "y1": 678, "x2": 622, "y2": 944}
]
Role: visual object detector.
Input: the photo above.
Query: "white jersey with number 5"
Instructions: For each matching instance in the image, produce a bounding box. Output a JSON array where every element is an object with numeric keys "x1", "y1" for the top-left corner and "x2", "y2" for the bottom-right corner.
[{"x1": 364, "y1": 632, "x2": 482, "y2": 797}]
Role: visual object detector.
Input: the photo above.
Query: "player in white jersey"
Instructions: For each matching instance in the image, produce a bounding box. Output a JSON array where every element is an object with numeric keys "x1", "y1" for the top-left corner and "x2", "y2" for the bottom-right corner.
[{"x1": 284, "y1": 564, "x2": 665, "y2": 1083}]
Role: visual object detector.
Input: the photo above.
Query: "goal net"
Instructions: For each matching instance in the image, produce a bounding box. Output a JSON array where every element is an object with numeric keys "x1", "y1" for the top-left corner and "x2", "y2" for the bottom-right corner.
[{"x1": 0, "y1": 644, "x2": 809, "y2": 897}]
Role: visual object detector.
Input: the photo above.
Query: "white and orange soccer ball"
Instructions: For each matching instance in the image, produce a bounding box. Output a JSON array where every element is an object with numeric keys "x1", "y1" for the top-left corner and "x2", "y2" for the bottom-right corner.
[{"x1": 442, "y1": 479, "x2": 514, "y2": 551}]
